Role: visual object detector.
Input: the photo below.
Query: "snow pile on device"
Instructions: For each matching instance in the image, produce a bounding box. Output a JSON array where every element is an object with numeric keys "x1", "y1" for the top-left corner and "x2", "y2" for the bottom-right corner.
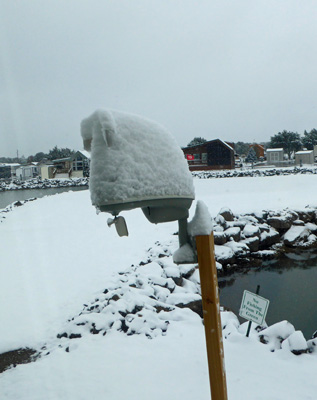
[{"x1": 81, "y1": 109, "x2": 195, "y2": 207}]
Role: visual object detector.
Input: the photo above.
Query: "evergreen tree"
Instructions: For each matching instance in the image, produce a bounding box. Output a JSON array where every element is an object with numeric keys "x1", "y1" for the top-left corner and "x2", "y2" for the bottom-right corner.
[
  {"x1": 302, "y1": 129, "x2": 317, "y2": 150},
  {"x1": 235, "y1": 141, "x2": 251, "y2": 156},
  {"x1": 245, "y1": 147, "x2": 257, "y2": 168},
  {"x1": 48, "y1": 146, "x2": 74, "y2": 160},
  {"x1": 33, "y1": 152, "x2": 47, "y2": 162},
  {"x1": 187, "y1": 137, "x2": 207, "y2": 147}
]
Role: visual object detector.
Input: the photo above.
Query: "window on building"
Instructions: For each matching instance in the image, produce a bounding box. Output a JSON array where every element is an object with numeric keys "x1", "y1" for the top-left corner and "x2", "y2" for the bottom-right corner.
[
  {"x1": 271, "y1": 152, "x2": 279, "y2": 162},
  {"x1": 73, "y1": 160, "x2": 83, "y2": 170}
]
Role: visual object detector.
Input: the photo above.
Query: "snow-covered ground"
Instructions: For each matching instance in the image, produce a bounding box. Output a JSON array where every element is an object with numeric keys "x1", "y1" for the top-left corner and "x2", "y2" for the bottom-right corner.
[{"x1": 1, "y1": 174, "x2": 317, "y2": 400}]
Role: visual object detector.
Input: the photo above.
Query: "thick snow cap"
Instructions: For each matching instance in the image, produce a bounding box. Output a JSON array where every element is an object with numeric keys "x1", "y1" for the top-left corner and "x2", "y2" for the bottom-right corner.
[{"x1": 81, "y1": 109, "x2": 195, "y2": 215}]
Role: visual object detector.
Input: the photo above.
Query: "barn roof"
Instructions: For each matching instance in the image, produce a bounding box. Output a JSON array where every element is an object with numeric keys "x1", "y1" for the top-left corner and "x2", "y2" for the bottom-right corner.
[{"x1": 183, "y1": 139, "x2": 234, "y2": 151}]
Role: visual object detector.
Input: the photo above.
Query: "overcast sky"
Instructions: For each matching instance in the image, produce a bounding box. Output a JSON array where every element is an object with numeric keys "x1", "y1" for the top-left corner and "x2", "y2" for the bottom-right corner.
[{"x1": 1, "y1": 0, "x2": 317, "y2": 158}]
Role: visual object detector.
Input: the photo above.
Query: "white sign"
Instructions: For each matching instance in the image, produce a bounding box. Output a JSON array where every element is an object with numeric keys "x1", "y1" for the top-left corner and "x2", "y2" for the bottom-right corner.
[{"x1": 239, "y1": 290, "x2": 270, "y2": 325}]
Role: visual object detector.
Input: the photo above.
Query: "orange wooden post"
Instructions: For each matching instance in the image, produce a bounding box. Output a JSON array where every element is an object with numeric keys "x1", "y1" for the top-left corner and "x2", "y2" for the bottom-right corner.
[{"x1": 196, "y1": 232, "x2": 228, "y2": 400}]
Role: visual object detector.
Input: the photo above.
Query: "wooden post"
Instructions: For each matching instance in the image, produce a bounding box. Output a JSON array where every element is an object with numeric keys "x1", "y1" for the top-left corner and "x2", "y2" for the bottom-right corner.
[{"x1": 196, "y1": 232, "x2": 228, "y2": 400}]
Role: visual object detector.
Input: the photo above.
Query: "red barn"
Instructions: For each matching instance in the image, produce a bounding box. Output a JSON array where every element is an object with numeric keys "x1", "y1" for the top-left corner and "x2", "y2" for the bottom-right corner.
[{"x1": 249, "y1": 144, "x2": 265, "y2": 158}]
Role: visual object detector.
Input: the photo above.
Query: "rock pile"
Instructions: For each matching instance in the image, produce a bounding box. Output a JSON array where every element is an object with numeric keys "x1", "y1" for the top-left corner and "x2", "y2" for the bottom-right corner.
[
  {"x1": 192, "y1": 166, "x2": 317, "y2": 180},
  {"x1": 0, "y1": 177, "x2": 88, "y2": 191},
  {"x1": 52, "y1": 238, "x2": 316, "y2": 357},
  {"x1": 223, "y1": 314, "x2": 316, "y2": 355},
  {"x1": 210, "y1": 206, "x2": 317, "y2": 271},
  {"x1": 54, "y1": 241, "x2": 202, "y2": 352}
]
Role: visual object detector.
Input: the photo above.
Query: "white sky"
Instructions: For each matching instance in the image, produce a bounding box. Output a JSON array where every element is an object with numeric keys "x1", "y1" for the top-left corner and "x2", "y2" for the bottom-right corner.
[{"x1": 1, "y1": 0, "x2": 317, "y2": 157}]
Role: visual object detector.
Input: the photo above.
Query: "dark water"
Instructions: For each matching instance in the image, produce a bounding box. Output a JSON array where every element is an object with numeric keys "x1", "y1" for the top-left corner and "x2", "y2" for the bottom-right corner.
[
  {"x1": 0, "y1": 186, "x2": 88, "y2": 209},
  {"x1": 219, "y1": 252, "x2": 317, "y2": 340}
]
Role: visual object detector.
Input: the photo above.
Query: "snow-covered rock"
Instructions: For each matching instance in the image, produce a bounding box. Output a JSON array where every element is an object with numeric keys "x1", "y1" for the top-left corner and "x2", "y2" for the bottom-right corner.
[
  {"x1": 221, "y1": 311, "x2": 240, "y2": 338},
  {"x1": 293, "y1": 219, "x2": 305, "y2": 226},
  {"x1": 307, "y1": 338, "x2": 317, "y2": 354},
  {"x1": 267, "y1": 210, "x2": 298, "y2": 231},
  {"x1": 214, "y1": 245, "x2": 235, "y2": 264},
  {"x1": 282, "y1": 331, "x2": 308, "y2": 355},
  {"x1": 243, "y1": 224, "x2": 260, "y2": 238},
  {"x1": 224, "y1": 239, "x2": 249, "y2": 257},
  {"x1": 218, "y1": 207, "x2": 234, "y2": 221},
  {"x1": 214, "y1": 214, "x2": 229, "y2": 229},
  {"x1": 241, "y1": 236, "x2": 260, "y2": 252},
  {"x1": 284, "y1": 226, "x2": 310, "y2": 247},
  {"x1": 138, "y1": 262, "x2": 163, "y2": 277},
  {"x1": 224, "y1": 227, "x2": 241, "y2": 241},
  {"x1": 213, "y1": 231, "x2": 227, "y2": 245},
  {"x1": 259, "y1": 228, "x2": 280, "y2": 249},
  {"x1": 259, "y1": 321, "x2": 295, "y2": 351}
]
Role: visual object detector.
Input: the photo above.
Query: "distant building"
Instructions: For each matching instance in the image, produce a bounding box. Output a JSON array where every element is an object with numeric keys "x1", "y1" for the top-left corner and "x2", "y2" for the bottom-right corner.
[
  {"x1": 182, "y1": 139, "x2": 235, "y2": 171},
  {"x1": 0, "y1": 163, "x2": 20, "y2": 180},
  {"x1": 16, "y1": 164, "x2": 39, "y2": 180},
  {"x1": 38, "y1": 162, "x2": 55, "y2": 179},
  {"x1": 51, "y1": 157, "x2": 72, "y2": 178},
  {"x1": 40, "y1": 150, "x2": 91, "y2": 179},
  {"x1": 295, "y1": 150, "x2": 314, "y2": 166},
  {"x1": 266, "y1": 148, "x2": 284, "y2": 164},
  {"x1": 249, "y1": 144, "x2": 265, "y2": 158},
  {"x1": 71, "y1": 150, "x2": 90, "y2": 177},
  {"x1": 0, "y1": 164, "x2": 12, "y2": 180}
]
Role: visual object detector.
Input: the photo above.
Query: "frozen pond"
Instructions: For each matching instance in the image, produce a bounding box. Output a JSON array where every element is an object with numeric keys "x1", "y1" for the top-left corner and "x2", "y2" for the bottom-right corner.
[
  {"x1": 0, "y1": 186, "x2": 88, "y2": 209},
  {"x1": 219, "y1": 252, "x2": 317, "y2": 340}
]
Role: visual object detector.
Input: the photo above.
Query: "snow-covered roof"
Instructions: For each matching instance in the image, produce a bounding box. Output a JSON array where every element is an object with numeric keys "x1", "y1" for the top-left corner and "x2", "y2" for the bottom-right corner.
[
  {"x1": 76, "y1": 150, "x2": 91, "y2": 159},
  {"x1": 0, "y1": 163, "x2": 20, "y2": 167},
  {"x1": 295, "y1": 151, "x2": 313, "y2": 155},
  {"x1": 266, "y1": 148, "x2": 284, "y2": 152},
  {"x1": 16, "y1": 164, "x2": 38, "y2": 169},
  {"x1": 81, "y1": 109, "x2": 195, "y2": 207},
  {"x1": 183, "y1": 139, "x2": 234, "y2": 151},
  {"x1": 53, "y1": 157, "x2": 71, "y2": 163},
  {"x1": 219, "y1": 139, "x2": 234, "y2": 151}
]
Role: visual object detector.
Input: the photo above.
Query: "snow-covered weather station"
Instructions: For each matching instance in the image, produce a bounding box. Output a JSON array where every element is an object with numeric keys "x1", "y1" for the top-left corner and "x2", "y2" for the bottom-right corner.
[
  {"x1": 81, "y1": 109, "x2": 228, "y2": 400},
  {"x1": 81, "y1": 109, "x2": 194, "y2": 241}
]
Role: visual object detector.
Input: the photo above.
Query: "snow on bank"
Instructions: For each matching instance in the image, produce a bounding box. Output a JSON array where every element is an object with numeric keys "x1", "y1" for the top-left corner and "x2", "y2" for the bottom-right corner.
[
  {"x1": 1, "y1": 174, "x2": 317, "y2": 399},
  {"x1": 0, "y1": 191, "x2": 174, "y2": 353}
]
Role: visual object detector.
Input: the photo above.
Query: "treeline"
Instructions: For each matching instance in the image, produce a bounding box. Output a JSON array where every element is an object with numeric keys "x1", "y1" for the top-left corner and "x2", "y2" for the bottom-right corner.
[{"x1": 0, "y1": 146, "x2": 75, "y2": 164}]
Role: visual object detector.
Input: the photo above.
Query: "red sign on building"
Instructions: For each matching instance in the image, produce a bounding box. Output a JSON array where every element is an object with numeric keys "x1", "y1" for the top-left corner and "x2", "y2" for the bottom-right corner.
[{"x1": 186, "y1": 154, "x2": 194, "y2": 160}]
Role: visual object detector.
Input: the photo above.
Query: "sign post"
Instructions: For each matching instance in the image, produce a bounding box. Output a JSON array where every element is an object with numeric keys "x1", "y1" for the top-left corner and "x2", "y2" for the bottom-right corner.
[
  {"x1": 196, "y1": 232, "x2": 228, "y2": 400},
  {"x1": 239, "y1": 288, "x2": 270, "y2": 337}
]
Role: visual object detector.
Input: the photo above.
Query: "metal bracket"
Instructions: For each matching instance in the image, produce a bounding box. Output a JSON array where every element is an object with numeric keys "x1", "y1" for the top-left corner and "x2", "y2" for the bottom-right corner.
[{"x1": 107, "y1": 216, "x2": 129, "y2": 237}]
